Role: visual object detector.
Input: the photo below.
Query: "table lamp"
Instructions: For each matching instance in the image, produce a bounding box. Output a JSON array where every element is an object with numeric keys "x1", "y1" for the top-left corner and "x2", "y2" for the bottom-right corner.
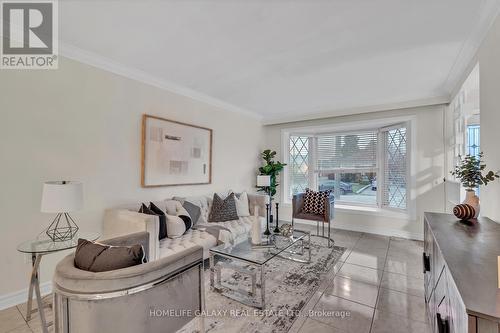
[
  {"x1": 257, "y1": 175, "x2": 271, "y2": 189},
  {"x1": 41, "y1": 181, "x2": 83, "y2": 242}
]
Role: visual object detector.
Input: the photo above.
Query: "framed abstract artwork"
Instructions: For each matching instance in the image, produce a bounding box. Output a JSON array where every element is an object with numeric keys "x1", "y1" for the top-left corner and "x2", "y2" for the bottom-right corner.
[{"x1": 141, "y1": 114, "x2": 212, "y2": 187}]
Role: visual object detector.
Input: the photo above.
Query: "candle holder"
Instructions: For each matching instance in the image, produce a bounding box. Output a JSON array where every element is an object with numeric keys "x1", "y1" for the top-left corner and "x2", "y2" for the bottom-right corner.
[
  {"x1": 264, "y1": 203, "x2": 271, "y2": 236},
  {"x1": 273, "y1": 202, "x2": 280, "y2": 233}
]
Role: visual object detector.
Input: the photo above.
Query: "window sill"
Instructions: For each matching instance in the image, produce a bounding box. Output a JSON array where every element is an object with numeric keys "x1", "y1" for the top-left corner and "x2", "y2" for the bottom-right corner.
[
  {"x1": 281, "y1": 202, "x2": 412, "y2": 220},
  {"x1": 335, "y1": 204, "x2": 410, "y2": 219}
]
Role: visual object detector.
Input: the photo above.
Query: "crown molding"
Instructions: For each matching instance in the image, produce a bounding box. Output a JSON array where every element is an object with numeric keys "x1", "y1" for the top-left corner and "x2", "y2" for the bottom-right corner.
[
  {"x1": 59, "y1": 42, "x2": 263, "y2": 121},
  {"x1": 443, "y1": 0, "x2": 500, "y2": 96},
  {"x1": 262, "y1": 95, "x2": 449, "y2": 125}
]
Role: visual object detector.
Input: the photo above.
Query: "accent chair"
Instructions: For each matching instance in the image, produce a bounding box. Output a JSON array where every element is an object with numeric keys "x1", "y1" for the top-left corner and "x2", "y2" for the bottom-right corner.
[{"x1": 292, "y1": 192, "x2": 335, "y2": 247}]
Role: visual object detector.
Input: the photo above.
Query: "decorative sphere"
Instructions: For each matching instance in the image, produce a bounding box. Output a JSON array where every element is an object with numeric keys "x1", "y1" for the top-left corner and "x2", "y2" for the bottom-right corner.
[
  {"x1": 280, "y1": 223, "x2": 293, "y2": 237},
  {"x1": 453, "y1": 204, "x2": 476, "y2": 221}
]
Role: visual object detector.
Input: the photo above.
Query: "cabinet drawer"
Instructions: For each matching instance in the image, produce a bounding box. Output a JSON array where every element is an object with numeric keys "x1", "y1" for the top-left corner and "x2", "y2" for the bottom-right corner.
[
  {"x1": 424, "y1": 223, "x2": 434, "y2": 302},
  {"x1": 433, "y1": 241, "x2": 445, "y2": 293},
  {"x1": 447, "y1": 274, "x2": 467, "y2": 333},
  {"x1": 434, "y1": 269, "x2": 450, "y2": 333}
]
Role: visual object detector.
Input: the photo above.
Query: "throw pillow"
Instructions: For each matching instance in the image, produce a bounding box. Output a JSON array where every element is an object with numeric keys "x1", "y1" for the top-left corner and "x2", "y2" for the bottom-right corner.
[
  {"x1": 234, "y1": 191, "x2": 250, "y2": 217},
  {"x1": 182, "y1": 201, "x2": 201, "y2": 226},
  {"x1": 165, "y1": 214, "x2": 186, "y2": 238},
  {"x1": 174, "y1": 196, "x2": 210, "y2": 224},
  {"x1": 148, "y1": 202, "x2": 168, "y2": 240},
  {"x1": 216, "y1": 190, "x2": 231, "y2": 199},
  {"x1": 208, "y1": 193, "x2": 239, "y2": 222},
  {"x1": 74, "y1": 239, "x2": 145, "y2": 272},
  {"x1": 138, "y1": 203, "x2": 167, "y2": 240},
  {"x1": 302, "y1": 188, "x2": 331, "y2": 215},
  {"x1": 165, "y1": 200, "x2": 193, "y2": 233}
]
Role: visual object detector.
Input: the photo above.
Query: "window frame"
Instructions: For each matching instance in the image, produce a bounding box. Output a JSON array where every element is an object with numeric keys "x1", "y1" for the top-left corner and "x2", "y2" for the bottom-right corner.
[
  {"x1": 288, "y1": 135, "x2": 314, "y2": 196},
  {"x1": 281, "y1": 117, "x2": 415, "y2": 217},
  {"x1": 379, "y1": 122, "x2": 411, "y2": 212}
]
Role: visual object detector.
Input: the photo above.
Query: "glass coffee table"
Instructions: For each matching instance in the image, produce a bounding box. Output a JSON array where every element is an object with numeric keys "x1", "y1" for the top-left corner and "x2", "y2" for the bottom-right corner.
[{"x1": 209, "y1": 229, "x2": 311, "y2": 309}]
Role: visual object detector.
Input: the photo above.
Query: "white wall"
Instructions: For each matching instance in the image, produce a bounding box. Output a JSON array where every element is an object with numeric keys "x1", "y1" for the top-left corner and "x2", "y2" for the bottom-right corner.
[
  {"x1": 264, "y1": 105, "x2": 446, "y2": 240},
  {"x1": 448, "y1": 13, "x2": 500, "y2": 222},
  {"x1": 0, "y1": 57, "x2": 263, "y2": 303},
  {"x1": 475, "y1": 15, "x2": 500, "y2": 222}
]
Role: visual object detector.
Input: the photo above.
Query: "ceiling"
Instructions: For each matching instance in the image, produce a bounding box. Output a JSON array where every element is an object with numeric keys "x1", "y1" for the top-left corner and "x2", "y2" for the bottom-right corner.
[{"x1": 59, "y1": 0, "x2": 500, "y2": 123}]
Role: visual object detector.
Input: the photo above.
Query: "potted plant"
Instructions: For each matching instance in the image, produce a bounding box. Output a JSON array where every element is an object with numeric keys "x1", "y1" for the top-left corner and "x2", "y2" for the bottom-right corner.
[
  {"x1": 257, "y1": 150, "x2": 286, "y2": 223},
  {"x1": 450, "y1": 152, "x2": 498, "y2": 219}
]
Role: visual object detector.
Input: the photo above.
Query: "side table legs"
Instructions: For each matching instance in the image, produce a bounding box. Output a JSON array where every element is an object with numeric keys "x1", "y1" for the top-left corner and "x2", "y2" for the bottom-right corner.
[
  {"x1": 26, "y1": 255, "x2": 36, "y2": 321},
  {"x1": 26, "y1": 254, "x2": 49, "y2": 333}
]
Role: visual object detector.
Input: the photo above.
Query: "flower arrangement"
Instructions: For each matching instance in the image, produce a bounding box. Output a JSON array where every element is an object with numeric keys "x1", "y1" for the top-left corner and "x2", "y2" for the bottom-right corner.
[
  {"x1": 450, "y1": 152, "x2": 498, "y2": 191},
  {"x1": 450, "y1": 152, "x2": 498, "y2": 221}
]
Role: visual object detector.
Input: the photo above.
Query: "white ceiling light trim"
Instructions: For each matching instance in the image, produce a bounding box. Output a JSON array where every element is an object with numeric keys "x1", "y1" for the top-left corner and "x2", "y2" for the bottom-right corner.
[{"x1": 59, "y1": 42, "x2": 263, "y2": 121}]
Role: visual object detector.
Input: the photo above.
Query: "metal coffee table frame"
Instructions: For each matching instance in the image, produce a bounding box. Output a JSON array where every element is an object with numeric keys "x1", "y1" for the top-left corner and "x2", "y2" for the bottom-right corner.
[{"x1": 209, "y1": 230, "x2": 311, "y2": 309}]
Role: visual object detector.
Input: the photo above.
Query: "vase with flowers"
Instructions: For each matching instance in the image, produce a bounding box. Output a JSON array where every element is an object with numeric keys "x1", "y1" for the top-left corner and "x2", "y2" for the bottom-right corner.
[{"x1": 450, "y1": 152, "x2": 498, "y2": 220}]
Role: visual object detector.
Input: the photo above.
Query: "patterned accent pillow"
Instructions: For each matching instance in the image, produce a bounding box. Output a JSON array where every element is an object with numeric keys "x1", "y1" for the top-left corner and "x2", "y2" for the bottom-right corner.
[
  {"x1": 302, "y1": 188, "x2": 331, "y2": 215},
  {"x1": 208, "y1": 193, "x2": 239, "y2": 222}
]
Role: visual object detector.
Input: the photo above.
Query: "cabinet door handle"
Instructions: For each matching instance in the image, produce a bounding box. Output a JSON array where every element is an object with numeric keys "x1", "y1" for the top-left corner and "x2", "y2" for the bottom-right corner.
[
  {"x1": 422, "y1": 252, "x2": 431, "y2": 273},
  {"x1": 436, "y1": 313, "x2": 449, "y2": 333}
]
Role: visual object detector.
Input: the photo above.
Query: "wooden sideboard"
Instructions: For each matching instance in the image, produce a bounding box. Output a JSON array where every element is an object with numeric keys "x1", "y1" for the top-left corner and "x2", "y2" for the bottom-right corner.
[{"x1": 424, "y1": 212, "x2": 500, "y2": 333}]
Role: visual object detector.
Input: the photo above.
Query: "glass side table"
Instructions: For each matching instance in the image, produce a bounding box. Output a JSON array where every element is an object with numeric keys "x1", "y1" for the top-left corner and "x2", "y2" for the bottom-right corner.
[{"x1": 17, "y1": 231, "x2": 100, "y2": 333}]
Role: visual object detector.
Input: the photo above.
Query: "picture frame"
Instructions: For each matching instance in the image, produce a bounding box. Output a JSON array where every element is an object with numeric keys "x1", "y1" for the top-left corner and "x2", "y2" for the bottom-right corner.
[{"x1": 141, "y1": 114, "x2": 212, "y2": 187}]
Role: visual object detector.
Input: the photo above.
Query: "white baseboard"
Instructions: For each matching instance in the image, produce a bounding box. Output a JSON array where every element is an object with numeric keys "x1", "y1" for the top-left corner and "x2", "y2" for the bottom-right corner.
[
  {"x1": 293, "y1": 220, "x2": 423, "y2": 241},
  {"x1": 0, "y1": 281, "x2": 52, "y2": 311},
  {"x1": 332, "y1": 222, "x2": 423, "y2": 241}
]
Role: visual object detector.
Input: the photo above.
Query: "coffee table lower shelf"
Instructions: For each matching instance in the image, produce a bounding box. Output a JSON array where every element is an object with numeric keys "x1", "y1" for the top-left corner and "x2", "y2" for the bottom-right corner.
[{"x1": 209, "y1": 231, "x2": 311, "y2": 309}]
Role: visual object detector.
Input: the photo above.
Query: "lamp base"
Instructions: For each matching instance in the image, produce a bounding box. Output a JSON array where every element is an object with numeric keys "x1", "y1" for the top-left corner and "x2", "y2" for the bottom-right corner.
[{"x1": 46, "y1": 213, "x2": 79, "y2": 242}]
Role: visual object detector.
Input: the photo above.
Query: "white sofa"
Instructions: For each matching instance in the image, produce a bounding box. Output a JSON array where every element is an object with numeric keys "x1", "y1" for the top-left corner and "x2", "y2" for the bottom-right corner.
[{"x1": 103, "y1": 193, "x2": 268, "y2": 260}]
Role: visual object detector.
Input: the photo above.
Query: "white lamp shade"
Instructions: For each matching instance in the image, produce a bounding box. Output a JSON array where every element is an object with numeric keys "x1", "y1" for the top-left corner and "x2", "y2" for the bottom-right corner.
[
  {"x1": 257, "y1": 175, "x2": 271, "y2": 187},
  {"x1": 41, "y1": 181, "x2": 83, "y2": 213}
]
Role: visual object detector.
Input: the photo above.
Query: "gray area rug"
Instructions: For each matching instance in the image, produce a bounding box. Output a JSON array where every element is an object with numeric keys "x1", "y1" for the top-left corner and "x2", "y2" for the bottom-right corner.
[{"x1": 181, "y1": 236, "x2": 345, "y2": 333}]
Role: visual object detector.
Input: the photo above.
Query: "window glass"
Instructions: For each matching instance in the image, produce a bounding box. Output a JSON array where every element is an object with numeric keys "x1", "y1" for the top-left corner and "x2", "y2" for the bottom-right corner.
[
  {"x1": 382, "y1": 127, "x2": 407, "y2": 209},
  {"x1": 289, "y1": 136, "x2": 310, "y2": 196},
  {"x1": 317, "y1": 132, "x2": 377, "y2": 171}
]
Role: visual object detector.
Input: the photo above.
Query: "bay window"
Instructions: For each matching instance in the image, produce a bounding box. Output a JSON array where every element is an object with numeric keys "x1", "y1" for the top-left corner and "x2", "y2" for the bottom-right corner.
[{"x1": 285, "y1": 122, "x2": 410, "y2": 211}]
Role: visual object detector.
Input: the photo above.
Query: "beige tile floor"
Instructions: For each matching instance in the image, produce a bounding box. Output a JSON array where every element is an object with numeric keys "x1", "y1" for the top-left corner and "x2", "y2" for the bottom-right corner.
[
  {"x1": 0, "y1": 227, "x2": 430, "y2": 333},
  {"x1": 290, "y1": 227, "x2": 431, "y2": 333},
  {"x1": 0, "y1": 295, "x2": 52, "y2": 333}
]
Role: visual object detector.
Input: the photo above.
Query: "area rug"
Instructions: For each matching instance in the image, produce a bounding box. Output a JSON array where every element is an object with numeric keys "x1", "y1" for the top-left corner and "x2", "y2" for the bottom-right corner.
[{"x1": 180, "y1": 236, "x2": 345, "y2": 333}]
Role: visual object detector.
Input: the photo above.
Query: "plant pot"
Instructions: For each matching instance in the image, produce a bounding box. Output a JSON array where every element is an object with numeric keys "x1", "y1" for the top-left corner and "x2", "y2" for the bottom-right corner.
[
  {"x1": 463, "y1": 190, "x2": 480, "y2": 218},
  {"x1": 453, "y1": 190, "x2": 480, "y2": 222},
  {"x1": 453, "y1": 190, "x2": 480, "y2": 221}
]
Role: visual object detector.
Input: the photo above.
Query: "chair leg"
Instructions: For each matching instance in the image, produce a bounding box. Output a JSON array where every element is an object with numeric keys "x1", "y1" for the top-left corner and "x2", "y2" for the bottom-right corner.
[
  {"x1": 312, "y1": 220, "x2": 335, "y2": 248},
  {"x1": 328, "y1": 222, "x2": 332, "y2": 248}
]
